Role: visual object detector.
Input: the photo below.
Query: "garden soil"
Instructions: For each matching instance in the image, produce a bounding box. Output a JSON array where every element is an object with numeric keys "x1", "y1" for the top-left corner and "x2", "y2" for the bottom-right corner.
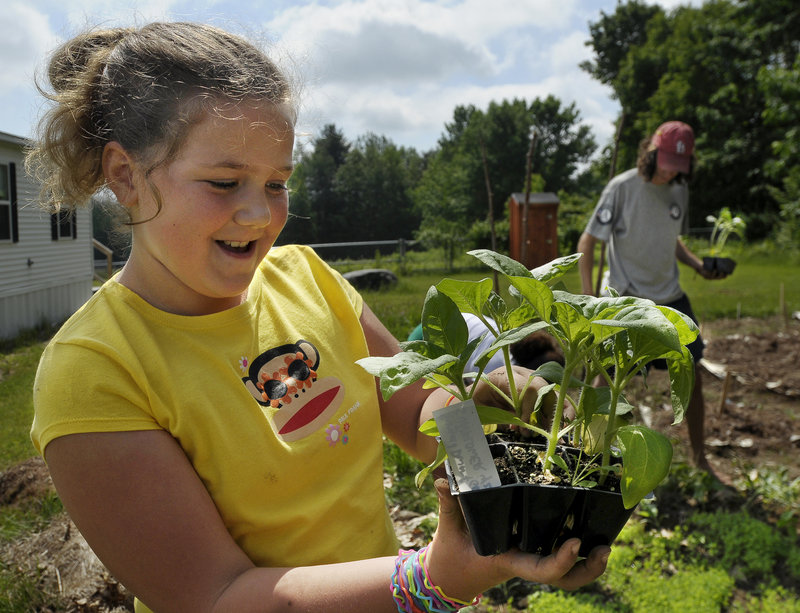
[{"x1": 1, "y1": 316, "x2": 798, "y2": 611}]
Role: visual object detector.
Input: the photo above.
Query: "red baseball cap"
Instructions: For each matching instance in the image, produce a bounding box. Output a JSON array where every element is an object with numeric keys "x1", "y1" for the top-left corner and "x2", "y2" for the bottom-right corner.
[{"x1": 651, "y1": 121, "x2": 695, "y2": 174}]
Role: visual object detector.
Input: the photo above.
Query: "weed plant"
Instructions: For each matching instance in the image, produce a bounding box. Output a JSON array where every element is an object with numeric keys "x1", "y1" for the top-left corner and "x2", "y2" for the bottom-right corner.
[
  {"x1": 0, "y1": 492, "x2": 63, "y2": 542},
  {"x1": 0, "y1": 561, "x2": 70, "y2": 613}
]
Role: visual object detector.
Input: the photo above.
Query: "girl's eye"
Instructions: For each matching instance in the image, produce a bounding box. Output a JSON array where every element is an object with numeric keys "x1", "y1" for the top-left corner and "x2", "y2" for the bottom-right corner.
[
  {"x1": 207, "y1": 180, "x2": 237, "y2": 190},
  {"x1": 266, "y1": 182, "x2": 289, "y2": 195}
]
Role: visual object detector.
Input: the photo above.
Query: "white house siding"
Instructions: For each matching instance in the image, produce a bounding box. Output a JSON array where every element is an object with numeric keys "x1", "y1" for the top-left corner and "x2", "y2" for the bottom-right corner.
[{"x1": 0, "y1": 134, "x2": 94, "y2": 340}]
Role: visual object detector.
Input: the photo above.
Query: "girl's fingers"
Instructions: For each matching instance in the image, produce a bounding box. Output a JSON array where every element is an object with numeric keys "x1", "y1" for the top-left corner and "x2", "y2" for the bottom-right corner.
[
  {"x1": 498, "y1": 539, "x2": 610, "y2": 589},
  {"x1": 428, "y1": 478, "x2": 610, "y2": 597}
]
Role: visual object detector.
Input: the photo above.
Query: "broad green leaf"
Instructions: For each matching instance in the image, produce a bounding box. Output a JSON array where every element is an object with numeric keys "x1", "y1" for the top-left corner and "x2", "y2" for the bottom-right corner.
[
  {"x1": 484, "y1": 292, "x2": 511, "y2": 328},
  {"x1": 356, "y1": 353, "x2": 457, "y2": 400},
  {"x1": 551, "y1": 302, "x2": 593, "y2": 346},
  {"x1": 488, "y1": 320, "x2": 550, "y2": 354},
  {"x1": 436, "y1": 277, "x2": 495, "y2": 318},
  {"x1": 529, "y1": 253, "x2": 582, "y2": 283},
  {"x1": 468, "y1": 249, "x2": 532, "y2": 277},
  {"x1": 657, "y1": 305, "x2": 699, "y2": 347},
  {"x1": 580, "y1": 413, "x2": 628, "y2": 454},
  {"x1": 597, "y1": 304, "x2": 681, "y2": 353},
  {"x1": 533, "y1": 361, "x2": 585, "y2": 388},
  {"x1": 532, "y1": 382, "x2": 557, "y2": 418},
  {"x1": 421, "y1": 288, "x2": 468, "y2": 356},
  {"x1": 553, "y1": 291, "x2": 646, "y2": 321},
  {"x1": 400, "y1": 339, "x2": 445, "y2": 359},
  {"x1": 508, "y1": 276, "x2": 554, "y2": 322},
  {"x1": 616, "y1": 425, "x2": 673, "y2": 509},
  {"x1": 667, "y1": 346, "x2": 695, "y2": 424},
  {"x1": 505, "y1": 302, "x2": 539, "y2": 329}
]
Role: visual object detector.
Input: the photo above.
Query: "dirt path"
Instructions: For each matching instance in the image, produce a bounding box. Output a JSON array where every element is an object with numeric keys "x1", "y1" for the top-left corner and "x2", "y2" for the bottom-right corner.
[{"x1": 641, "y1": 316, "x2": 800, "y2": 484}]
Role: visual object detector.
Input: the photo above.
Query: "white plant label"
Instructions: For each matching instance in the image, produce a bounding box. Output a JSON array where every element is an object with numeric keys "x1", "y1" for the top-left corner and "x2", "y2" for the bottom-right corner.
[{"x1": 434, "y1": 399, "x2": 501, "y2": 491}]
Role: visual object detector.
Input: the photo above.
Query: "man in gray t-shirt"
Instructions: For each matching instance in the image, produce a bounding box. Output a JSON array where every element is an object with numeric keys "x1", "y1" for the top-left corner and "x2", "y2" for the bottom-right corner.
[{"x1": 577, "y1": 121, "x2": 728, "y2": 480}]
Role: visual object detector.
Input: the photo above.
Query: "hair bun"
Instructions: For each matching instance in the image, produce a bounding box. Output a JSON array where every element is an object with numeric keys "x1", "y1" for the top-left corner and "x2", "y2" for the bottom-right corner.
[{"x1": 47, "y1": 28, "x2": 131, "y2": 93}]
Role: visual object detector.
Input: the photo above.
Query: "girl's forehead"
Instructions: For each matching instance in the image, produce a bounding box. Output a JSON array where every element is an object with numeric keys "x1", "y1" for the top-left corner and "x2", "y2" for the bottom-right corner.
[{"x1": 179, "y1": 104, "x2": 295, "y2": 160}]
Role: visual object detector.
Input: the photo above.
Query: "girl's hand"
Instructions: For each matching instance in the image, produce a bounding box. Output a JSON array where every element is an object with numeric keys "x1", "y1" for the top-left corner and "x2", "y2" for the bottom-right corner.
[
  {"x1": 425, "y1": 478, "x2": 610, "y2": 601},
  {"x1": 472, "y1": 365, "x2": 567, "y2": 431}
]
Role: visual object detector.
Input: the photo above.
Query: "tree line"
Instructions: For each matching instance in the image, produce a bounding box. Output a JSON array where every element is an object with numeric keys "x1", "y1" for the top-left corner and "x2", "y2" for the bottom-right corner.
[{"x1": 95, "y1": 0, "x2": 799, "y2": 261}]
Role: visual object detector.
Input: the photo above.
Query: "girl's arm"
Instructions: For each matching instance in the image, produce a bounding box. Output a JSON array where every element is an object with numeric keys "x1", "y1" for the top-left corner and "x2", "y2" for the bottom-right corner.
[
  {"x1": 359, "y1": 302, "x2": 442, "y2": 463},
  {"x1": 45, "y1": 429, "x2": 398, "y2": 612},
  {"x1": 45, "y1": 429, "x2": 607, "y2": 612}
]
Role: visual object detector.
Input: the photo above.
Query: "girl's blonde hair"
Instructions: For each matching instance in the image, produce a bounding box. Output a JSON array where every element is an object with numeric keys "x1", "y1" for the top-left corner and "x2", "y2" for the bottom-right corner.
[{"x1": 26, "y1": 22, "x2": 295, "y2": 211}]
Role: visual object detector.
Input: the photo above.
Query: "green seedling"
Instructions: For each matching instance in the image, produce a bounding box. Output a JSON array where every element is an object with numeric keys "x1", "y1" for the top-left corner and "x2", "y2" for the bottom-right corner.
[
  {"x1": 358, "y1": 249, "x2": 699, "y2": 509},
  {"x1": 705, "y1": 207, "x2": 746, "y2": 256}
]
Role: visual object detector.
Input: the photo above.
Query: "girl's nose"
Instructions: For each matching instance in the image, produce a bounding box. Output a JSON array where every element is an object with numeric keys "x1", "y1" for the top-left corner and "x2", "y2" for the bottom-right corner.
[{"x1": 234, "y1": 193, "x2": 271, "y2": 227}]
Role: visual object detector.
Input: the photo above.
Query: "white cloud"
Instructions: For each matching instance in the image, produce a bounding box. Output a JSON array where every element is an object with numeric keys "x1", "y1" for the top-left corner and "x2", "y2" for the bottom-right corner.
[
  {"x1": 0, "y1": 3, "x2": 59, "y2": 89},
  {"x1": 1, "y1": 0, "x2": 644, "y2": 149}
]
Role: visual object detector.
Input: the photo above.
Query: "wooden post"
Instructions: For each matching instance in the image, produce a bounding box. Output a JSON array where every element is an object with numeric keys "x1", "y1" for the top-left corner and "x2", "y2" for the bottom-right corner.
[
  {"x1": 521, "y1": 127, "x2": 538, "y2": 269},
  {"x1": 479, "y1": 135, "x2": 499, "y2": 292},
  {"x1": 780, "y1": 282, "x2": 787, "y2": 326},
  {"x1": 717, "y1": 371, "x2": 733, "y2": 415}
]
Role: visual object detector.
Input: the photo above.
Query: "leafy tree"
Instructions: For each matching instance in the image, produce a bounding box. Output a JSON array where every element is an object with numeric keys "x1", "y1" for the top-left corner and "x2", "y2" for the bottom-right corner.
[
  {"x1": 420, "y1": 96, "x2": 597, "y2": 233},
  {"x1": 583, "y1": 0, "x2": 799, "y2": 237},
  {"x1": 580, "y1": 0, "x2": 666, "y2": 169},
  {"x1": 333, "y1": 133, "x2": 423, "y2": 242},
  {"x1": 759, "y1": 54, "x2": 800, "y2": 248},
  {"x1": 580, "y1": 0, "x2": 663, "y2": 90},
  {"x1": 282, "y1": 124, "x2": 350, "y2": 244},
  {"x1": 412, "y1": 150, "x2": 472, "y2": 271}
]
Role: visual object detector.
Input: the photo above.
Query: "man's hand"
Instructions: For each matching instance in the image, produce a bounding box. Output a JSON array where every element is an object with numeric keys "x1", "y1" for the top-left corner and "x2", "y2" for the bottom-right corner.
[{"x1": 696, "y1": 264, "x2": 728, "y2": 280}]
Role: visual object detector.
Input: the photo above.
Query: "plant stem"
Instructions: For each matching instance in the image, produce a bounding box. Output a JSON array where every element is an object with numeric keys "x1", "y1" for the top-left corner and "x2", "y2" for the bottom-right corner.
[
  {"x1": 501, "y1": 345, "x2": 521, "y2": 416},
  {"x1": 599, "y1": 373, "x2": 623, "y2": 484},
  {"x1": 543, "y1": 353, "x2": 580, "y2": 471}
]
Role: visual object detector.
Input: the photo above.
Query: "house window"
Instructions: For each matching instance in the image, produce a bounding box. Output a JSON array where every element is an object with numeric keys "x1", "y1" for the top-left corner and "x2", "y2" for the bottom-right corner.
[
  {"x1": 51, "y1": 209, "x2": 77, "y2": 240},
  {"x1": 0, "y1": 162, "x2": 18, "y2": 242}
]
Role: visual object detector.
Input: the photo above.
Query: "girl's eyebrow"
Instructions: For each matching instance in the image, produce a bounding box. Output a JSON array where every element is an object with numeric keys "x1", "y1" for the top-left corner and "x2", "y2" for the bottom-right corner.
[{"x1": 199, "y1": 161, "x2": 294, "y2": 173}]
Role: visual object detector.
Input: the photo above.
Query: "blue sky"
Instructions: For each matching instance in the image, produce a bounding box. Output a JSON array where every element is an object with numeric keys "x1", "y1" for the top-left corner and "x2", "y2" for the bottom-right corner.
[{"x1": 1, "y1": 0, "x2": 696, "y2": 155}]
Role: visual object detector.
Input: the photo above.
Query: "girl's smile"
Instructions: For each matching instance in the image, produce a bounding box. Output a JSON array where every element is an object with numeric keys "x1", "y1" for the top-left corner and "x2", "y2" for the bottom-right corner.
[{"x1": 106, "y1": 103, "x2": 295, "y2": 315}]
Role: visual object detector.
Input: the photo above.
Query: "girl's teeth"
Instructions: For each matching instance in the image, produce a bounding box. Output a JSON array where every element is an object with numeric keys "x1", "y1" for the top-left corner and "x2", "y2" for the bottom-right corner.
[{"x1": 224, "y1": 241, "x2": 249, "y2": 248}]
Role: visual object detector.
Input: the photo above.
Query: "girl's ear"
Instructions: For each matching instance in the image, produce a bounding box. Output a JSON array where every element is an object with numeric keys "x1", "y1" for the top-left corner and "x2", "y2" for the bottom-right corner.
[{"x1": 102, "y1": 142, "x2": 138, "y2": 207}]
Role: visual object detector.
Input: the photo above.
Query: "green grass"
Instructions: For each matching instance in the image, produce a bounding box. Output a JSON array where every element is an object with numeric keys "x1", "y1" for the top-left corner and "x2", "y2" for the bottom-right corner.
[
  {"x1": 0, "y1": 328, "x2": 53, "y2": 471},
  {"x1": 505, "y1": 509, "x2": 800, "y2": 613},
  {"x1": 679, "y1": 247, "x2": 800, "y2": 321}
]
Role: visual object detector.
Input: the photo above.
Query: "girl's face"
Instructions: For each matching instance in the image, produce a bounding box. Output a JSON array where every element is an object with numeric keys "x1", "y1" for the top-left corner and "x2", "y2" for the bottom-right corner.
[{"x1": 118, "y1": 103, "x2": 295, "y2": 315}]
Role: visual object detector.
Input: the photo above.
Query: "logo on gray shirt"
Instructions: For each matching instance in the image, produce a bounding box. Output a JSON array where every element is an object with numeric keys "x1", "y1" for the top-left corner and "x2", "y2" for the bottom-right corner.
[{"x1": 597, "y1": 207, "x2": 613, "y2": 224}]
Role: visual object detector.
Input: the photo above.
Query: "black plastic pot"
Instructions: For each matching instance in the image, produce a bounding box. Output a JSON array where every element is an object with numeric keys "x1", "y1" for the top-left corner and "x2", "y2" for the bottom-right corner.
[
  {"x1": 446, "y1": 440, "x2": 635, "y2": 557},
  {"x1": 702, "y1": 256, "x2": 737, "y2": 275}
]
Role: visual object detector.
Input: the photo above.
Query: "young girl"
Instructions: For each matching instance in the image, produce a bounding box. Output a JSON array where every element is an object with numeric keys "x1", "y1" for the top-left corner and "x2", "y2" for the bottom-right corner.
[{"x1": 27, "y1": 22, "x2": 609, "y2": 612}]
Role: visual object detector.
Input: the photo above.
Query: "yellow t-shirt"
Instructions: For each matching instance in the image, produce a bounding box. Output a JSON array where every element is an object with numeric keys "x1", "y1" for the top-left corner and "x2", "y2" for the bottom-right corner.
[{"x1": 32, "y1": 245, "x2": 398, "y2": 574}]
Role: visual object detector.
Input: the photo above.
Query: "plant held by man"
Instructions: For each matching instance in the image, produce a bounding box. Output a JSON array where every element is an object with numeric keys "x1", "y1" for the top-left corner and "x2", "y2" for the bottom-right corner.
[{"x1": 705, "y1": 207, "x2": 746, "y2": 256}]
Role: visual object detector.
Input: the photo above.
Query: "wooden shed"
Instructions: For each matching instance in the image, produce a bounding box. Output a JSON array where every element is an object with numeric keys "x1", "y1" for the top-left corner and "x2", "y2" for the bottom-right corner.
[
  {"x1": 508, "y1": 192, "x2": 559, "y2": 269},
  {"x1": 0, "y1": 131, "x2": 93, "y2": 340}
]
